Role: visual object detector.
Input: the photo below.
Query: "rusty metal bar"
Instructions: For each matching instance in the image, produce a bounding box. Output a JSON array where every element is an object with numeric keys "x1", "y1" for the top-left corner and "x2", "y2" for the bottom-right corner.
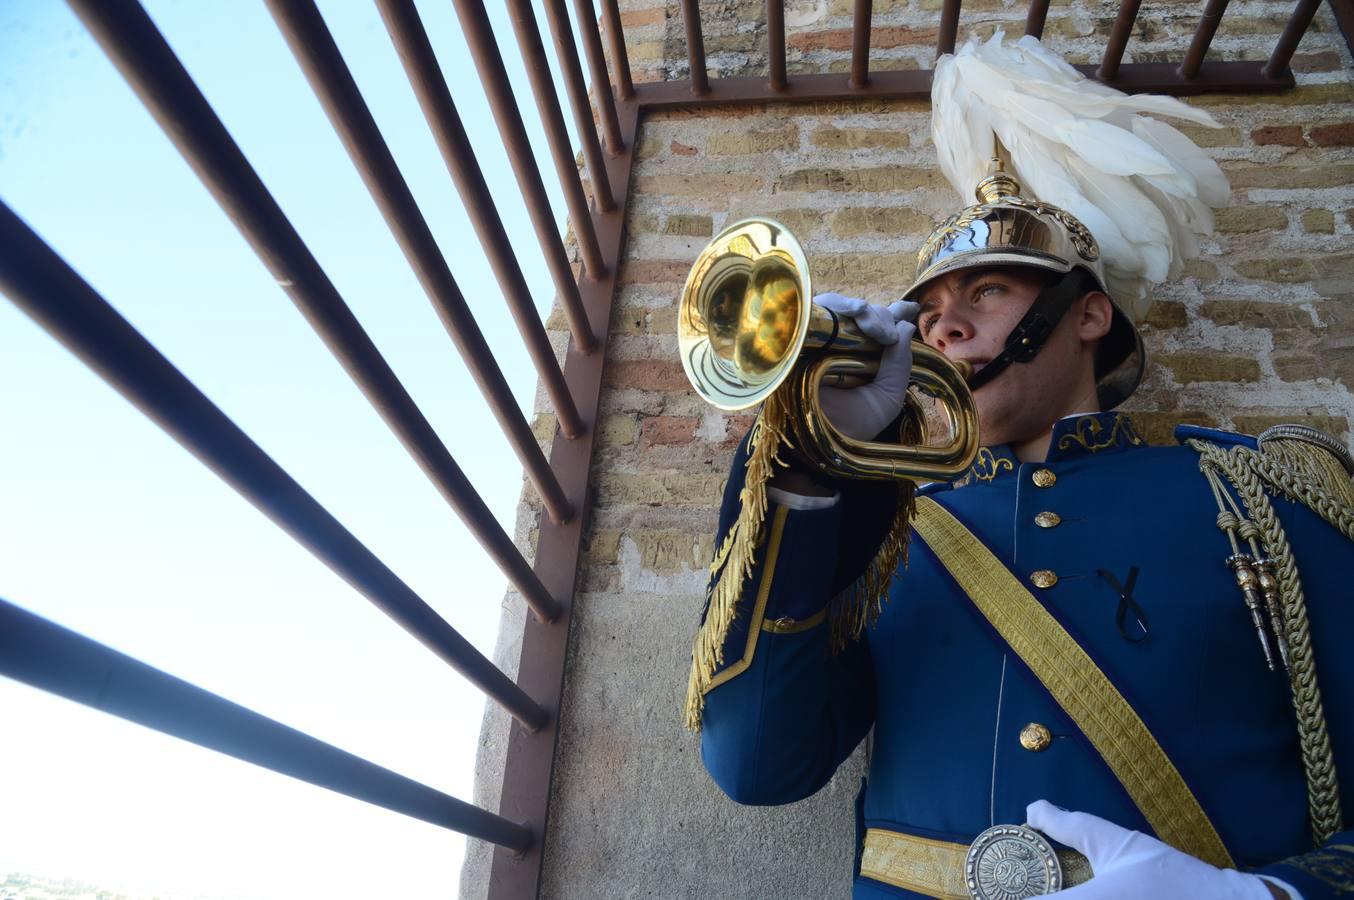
[
  {"x1": 572, "y1": 0, "x2": 625, "y2": 153},
  {"x1": 633, "y1": 61, "x2": 1293, "y2": 110},
  {"x1": 0, "y1": 596, "x2": 534, "y2": 851},
  {"x1": 376, "y1": 0, "x2": 584, "y2": 440},
  {"x1": 1098, "y1": 0, "x2": 1142, "y2": 83},
  {"x1": 0, "y1": 200, "x2": 549, "y2": 731},
  {"x1": 484, "y1": 90, "x2": 638, "y2": 900},
  {"x1": 1180, "y1": 0, "x2": 1230, "y2": 78},
  {"x1": 681, "y1": 0, "x2": 710, "y2": 94},
  {"x1": 768, "y1": 0, "x2": 787, "y2": 90},
  {"x1": 1026, "y1": 0, "x2": 1051, "y2": 39},
  {"x1": 265, "y1": 0, "x2": 575, "y2": 526},
  {"x1": 67, "y1": 0, "x2": 565, "y2": 621},
  {"x1": 1264, "y1": 0, "x2": 1323, "y2": 79},
  {"x1": 938, "y1": 0, "x2": 961, "y2": 57},
  {"x1": 600, "y1": 0, "x2": 634, "y2": 100},
  {"x1": 453, "y1": 0, "x2": 607, "y2": 286},
  {"x1": 852, "y1": 0, "x2": 872, "y2": 87},
  {"x1": 499, "y1": 0, "x2": 609, "y2": 269},
  {"x1": 536, "y1": 0, "x2": 616, "y2": 212},
  {"x1": 1332, "y1": 0, "x2": 1354, "y2": 67},
  {"x1": 445, "y1": 0, "x2": 598, "y2": 356}
]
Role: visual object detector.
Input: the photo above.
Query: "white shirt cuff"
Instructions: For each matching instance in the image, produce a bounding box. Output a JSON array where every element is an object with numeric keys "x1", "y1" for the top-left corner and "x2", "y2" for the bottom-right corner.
[
  {"x1": 1257, "y1": 875, "x2": 1304, "y2": 900},
  {"x1": 766, "y1": 485, "x2": 841, "y2": 510}
]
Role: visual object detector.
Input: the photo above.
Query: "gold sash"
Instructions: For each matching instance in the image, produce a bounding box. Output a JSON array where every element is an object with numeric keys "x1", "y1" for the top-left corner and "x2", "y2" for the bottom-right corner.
[{"x1": 912, "y1": 497, "x2": 1234, "y2": 868}]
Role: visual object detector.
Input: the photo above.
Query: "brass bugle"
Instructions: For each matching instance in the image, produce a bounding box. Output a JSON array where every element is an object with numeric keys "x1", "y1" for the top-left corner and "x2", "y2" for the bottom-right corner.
[{"x1": 678, "y1": 218, "x2": 980, "y2": 482}]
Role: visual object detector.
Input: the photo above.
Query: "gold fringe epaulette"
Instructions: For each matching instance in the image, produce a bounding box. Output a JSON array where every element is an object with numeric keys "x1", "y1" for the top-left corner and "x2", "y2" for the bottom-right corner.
[
  {"x1": 1256, "y1": 424, "x2": 1354, "y2": 511},
  {"x1": 683, "y1": 395, "x2": 915, "y2": 732},
  {"x1": 828, "y1": 415, "x2": 921, "y2": 653}
]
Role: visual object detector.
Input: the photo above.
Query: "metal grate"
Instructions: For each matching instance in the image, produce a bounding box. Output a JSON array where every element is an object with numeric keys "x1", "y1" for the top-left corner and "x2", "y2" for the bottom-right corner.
[{"x1": 0, "y1": 1, "x2": 1345, "y2": 899}]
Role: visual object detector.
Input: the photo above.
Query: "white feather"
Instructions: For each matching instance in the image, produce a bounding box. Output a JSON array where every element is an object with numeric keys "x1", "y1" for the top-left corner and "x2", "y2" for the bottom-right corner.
[{"x1": 932, "y1": 32, "x2": 1230, "y2": 321}]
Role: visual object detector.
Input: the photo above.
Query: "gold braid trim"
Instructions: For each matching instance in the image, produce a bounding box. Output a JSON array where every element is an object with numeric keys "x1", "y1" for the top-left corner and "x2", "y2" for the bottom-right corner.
[
  {"x1": 683, "y1": 390, "x2": 791, "y2": 732},
  {"x1": 1188, "y1": 438, "x2": 1346, "y2": 844}
]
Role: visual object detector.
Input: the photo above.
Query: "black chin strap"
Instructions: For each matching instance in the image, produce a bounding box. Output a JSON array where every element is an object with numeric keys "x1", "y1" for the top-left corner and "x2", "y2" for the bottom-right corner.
[{"x1": 964, "y1": 271, "x2": 1085, "y2": 392}]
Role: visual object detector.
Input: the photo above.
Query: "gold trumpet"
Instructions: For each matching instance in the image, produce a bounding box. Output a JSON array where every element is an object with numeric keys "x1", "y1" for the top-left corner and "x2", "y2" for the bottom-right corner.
[{"x1": 678, "y1": 218, "x2": 980, "y2": 482}]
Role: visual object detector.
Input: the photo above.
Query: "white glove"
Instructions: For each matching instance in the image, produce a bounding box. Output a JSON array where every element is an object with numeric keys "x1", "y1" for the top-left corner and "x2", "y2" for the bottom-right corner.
[
  {"x1": 814, "y1": 294, "x2": 919, "y2": 442},
  {"x1": 1027, "y1": 800, "x2": 1296, "y2": 900}
]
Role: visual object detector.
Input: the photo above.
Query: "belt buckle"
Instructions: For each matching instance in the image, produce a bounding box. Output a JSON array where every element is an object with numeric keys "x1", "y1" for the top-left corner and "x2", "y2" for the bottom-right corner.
[{"x1": 965, "y1": 824, "x2": 1063, "y2": 899}]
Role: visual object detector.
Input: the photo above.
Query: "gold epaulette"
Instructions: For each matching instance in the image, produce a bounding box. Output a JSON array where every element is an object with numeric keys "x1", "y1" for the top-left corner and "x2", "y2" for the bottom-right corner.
[{"x1": 1255, "y1": 424, "x2": 1354, "y2": 513}]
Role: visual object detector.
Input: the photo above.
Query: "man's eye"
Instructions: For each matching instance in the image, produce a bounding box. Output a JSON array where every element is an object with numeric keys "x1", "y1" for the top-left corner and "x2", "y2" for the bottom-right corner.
[
  {"x1": 920, "y1": 313, "x2": 939, "y2": 334},
  {"x1": 974, "y1": 283, "x2": 1004, "y2": 300}
]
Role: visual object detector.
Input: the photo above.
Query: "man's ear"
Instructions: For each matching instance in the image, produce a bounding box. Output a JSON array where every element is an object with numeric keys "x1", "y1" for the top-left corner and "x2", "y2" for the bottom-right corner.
[{"x1": 1077, "y1": 292, "x2": 1114, "y2": 343}]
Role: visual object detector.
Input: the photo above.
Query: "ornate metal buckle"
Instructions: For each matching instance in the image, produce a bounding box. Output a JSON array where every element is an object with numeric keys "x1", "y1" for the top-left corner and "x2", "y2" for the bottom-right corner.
[{"x1": 965, "y1": 824, "x2": 1063, "y2": 900}]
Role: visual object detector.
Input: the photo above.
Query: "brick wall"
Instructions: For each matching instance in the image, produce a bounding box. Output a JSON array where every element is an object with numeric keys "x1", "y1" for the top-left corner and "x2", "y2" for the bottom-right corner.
[{"x1": 462, "y1": 3, "x2": 1354, "y2": 897}]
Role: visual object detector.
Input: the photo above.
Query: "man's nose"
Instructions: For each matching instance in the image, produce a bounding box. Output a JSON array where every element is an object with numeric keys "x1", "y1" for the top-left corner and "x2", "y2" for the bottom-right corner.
[{"x1": 930, "y1": 312, "x2": 973, "y2": 351}]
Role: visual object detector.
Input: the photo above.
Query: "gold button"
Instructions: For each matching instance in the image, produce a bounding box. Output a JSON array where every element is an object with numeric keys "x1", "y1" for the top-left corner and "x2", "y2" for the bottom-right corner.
[
  {"x1": 1032, "y1": 468, "x2": 1057, "y2": 488},
  {"x1": 1034, "y1": 511, "x2": 1061, "y2": 528},
  {"x1": 1030, "y1": 569, "x2": 1058, "y2": 589},
  {"x1": 1020, "y1": 722, "x2": 1053, "y2": 752}
]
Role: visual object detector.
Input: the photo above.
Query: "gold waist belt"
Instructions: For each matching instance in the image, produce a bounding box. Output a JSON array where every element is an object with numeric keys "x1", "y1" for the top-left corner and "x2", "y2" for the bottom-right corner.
[{"x1": 859, "y1": 828, "x2": 1092, "y2": 899}]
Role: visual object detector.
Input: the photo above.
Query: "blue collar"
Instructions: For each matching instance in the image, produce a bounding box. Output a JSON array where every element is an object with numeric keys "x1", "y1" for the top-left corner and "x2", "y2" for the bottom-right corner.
[{"x1": 951, "y1": 412, "x2": 1145, "y2": 488}]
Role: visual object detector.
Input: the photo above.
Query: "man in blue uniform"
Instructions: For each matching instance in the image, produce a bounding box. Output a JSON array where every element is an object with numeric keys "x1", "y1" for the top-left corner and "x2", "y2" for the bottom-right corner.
[{"x1": 685, "y1": 161, "x2": 1354, "y2": 898}]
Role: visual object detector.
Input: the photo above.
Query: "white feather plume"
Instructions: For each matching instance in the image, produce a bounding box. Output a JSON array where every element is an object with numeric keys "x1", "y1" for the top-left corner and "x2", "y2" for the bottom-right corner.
[{"x1": 932, "y1": 32, "x2": 1231, "y2": 322}]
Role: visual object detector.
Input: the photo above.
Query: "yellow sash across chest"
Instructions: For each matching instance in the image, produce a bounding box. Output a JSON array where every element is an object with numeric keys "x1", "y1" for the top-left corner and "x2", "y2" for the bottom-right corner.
[{"x1": 912, "y1": 497, "x2": 1234, "y2": 869}]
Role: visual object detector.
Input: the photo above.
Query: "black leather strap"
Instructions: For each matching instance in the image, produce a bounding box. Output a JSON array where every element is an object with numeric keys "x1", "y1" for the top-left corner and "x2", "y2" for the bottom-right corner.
[{"x1": 966, "y1": 271, "x2": 1085, "y2": 392}]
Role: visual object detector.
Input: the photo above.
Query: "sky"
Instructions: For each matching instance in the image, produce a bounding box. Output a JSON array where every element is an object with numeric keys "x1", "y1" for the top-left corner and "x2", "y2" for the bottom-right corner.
[{"x1": 0, "y1": 1, "x2": 585, "y2": 896}]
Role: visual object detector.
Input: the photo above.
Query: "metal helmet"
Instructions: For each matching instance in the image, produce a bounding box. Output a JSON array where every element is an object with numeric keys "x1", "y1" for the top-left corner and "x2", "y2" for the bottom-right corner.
[{"x1": 903, "y1": 163, "x2": 1145, "y2": 410}]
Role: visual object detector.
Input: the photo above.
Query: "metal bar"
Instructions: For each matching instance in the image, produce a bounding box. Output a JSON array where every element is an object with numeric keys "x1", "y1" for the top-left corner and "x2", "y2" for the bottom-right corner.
[
  {"x1": 1180, "y1": 0, "x2": 1230, "y2": 78},
  {"x1": 536, "y1": 0, "x2": 616, "y2": 212},
  {"x1": 451, "y1": 0, "x2": 611, "y2": 305},
  {"x1": 852, "y1": 0, "x2": 872, "y2": 87},
  {"x1": 485, "y1": 83, "x2": 638, "y2": 900},
  {"x1": 1090, "y1": 59, "x2": 1295, "y2": 92},
  {"x1": 680, "y1": 0, "x2": 710, "y2": 95},
  {"x1": 0, "y1": 596, "x2": 534, "y2": 852},
  {"x1": 0, "y1": 201, "x2": 548, "y2": 731},
  {"x1": 263, "y1": 0, "x2": 573, "y2": 525},
  {"x1": 1026, "y1": 0, "x2": 1051, "y2": 39},
  {"x1": 600, "y1": 0, "x2": 634, "y2": 101},
  {"x1": 438, "y1": 1, "x2": 597, "y2": 355},
  {"x1": 1264, "y1": 0, "x2": 1324, "y2": 79},
  {"x1": 937, "y1": 0, "x2": 960, "y2": 58},
  {"x1": 67, "y1": 0, "x2": 564, "y2": 621},
  {"x1": 572, "y1": 0, "x2": 625, "y2": 153},
  {"x1": 768, "y1": 0, "x2": 787, "y2": 91},
  {"x1": 375, "y1": 0, "x2": 584, "y2": 440},
  {"x1": 1097, "y1": 0, "x2": 1143, "y2": 83},
  {"x1": 1331, "y1": 0, "x2": 1354, "y2": 67},
  {"x1": 499, "y1": 0, "x2": 613, "y2": 264},
  {"x1": 631, "y1": 61, "x2": 1292, "y2": 110}
]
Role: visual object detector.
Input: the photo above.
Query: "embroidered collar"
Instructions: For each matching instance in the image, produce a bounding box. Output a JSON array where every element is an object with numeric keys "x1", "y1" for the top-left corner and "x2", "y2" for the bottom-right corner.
[
  {"x1": 1046, "y1": 411, "x2": 1145, "y2": 462},
  {"x1": 950, "y1": 412, "x2": 1144, "y2": 488}
]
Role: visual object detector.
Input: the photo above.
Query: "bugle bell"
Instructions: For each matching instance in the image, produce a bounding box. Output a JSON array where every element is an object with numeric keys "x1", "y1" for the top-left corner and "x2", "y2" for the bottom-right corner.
[{"x1": 678, "y1": 218, "x2": 980, "y2": 482}]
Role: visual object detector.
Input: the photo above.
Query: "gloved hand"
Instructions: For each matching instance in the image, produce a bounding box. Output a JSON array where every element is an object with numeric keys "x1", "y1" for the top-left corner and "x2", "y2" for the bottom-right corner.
[
  {"x1": 1026, "y1": 800, "x2": 1295, "y2": 899},
  {"x1": 814, "y1": 293, "x2": 920, "y2": 442}
]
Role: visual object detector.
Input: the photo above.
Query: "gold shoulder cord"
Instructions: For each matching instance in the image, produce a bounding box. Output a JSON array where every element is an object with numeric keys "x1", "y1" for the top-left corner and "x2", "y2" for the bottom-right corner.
[
  {"x1": 1188, "y1": 431, "x2": 1354, "y2": 845},
  {"x1": 682, "y1": 395, "x2": 914, "y2": 732}
]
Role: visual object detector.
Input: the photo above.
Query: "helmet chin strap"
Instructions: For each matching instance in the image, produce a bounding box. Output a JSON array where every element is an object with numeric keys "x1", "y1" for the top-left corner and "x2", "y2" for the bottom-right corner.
[{"x1": 963, "y1": 271, "x2": 1085, "y2": 393}]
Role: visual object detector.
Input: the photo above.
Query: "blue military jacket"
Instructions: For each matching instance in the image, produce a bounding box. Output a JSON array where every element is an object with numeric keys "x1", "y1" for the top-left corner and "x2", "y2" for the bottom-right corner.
[{"x1": 699, "y1": 412, "x2": 1354, "y2": 898}]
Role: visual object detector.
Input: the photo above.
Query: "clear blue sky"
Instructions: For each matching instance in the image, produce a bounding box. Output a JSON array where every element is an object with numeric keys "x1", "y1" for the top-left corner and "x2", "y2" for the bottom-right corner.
[{"x1": 0, "y1": 1, "x2": 584, "y2": 896}]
